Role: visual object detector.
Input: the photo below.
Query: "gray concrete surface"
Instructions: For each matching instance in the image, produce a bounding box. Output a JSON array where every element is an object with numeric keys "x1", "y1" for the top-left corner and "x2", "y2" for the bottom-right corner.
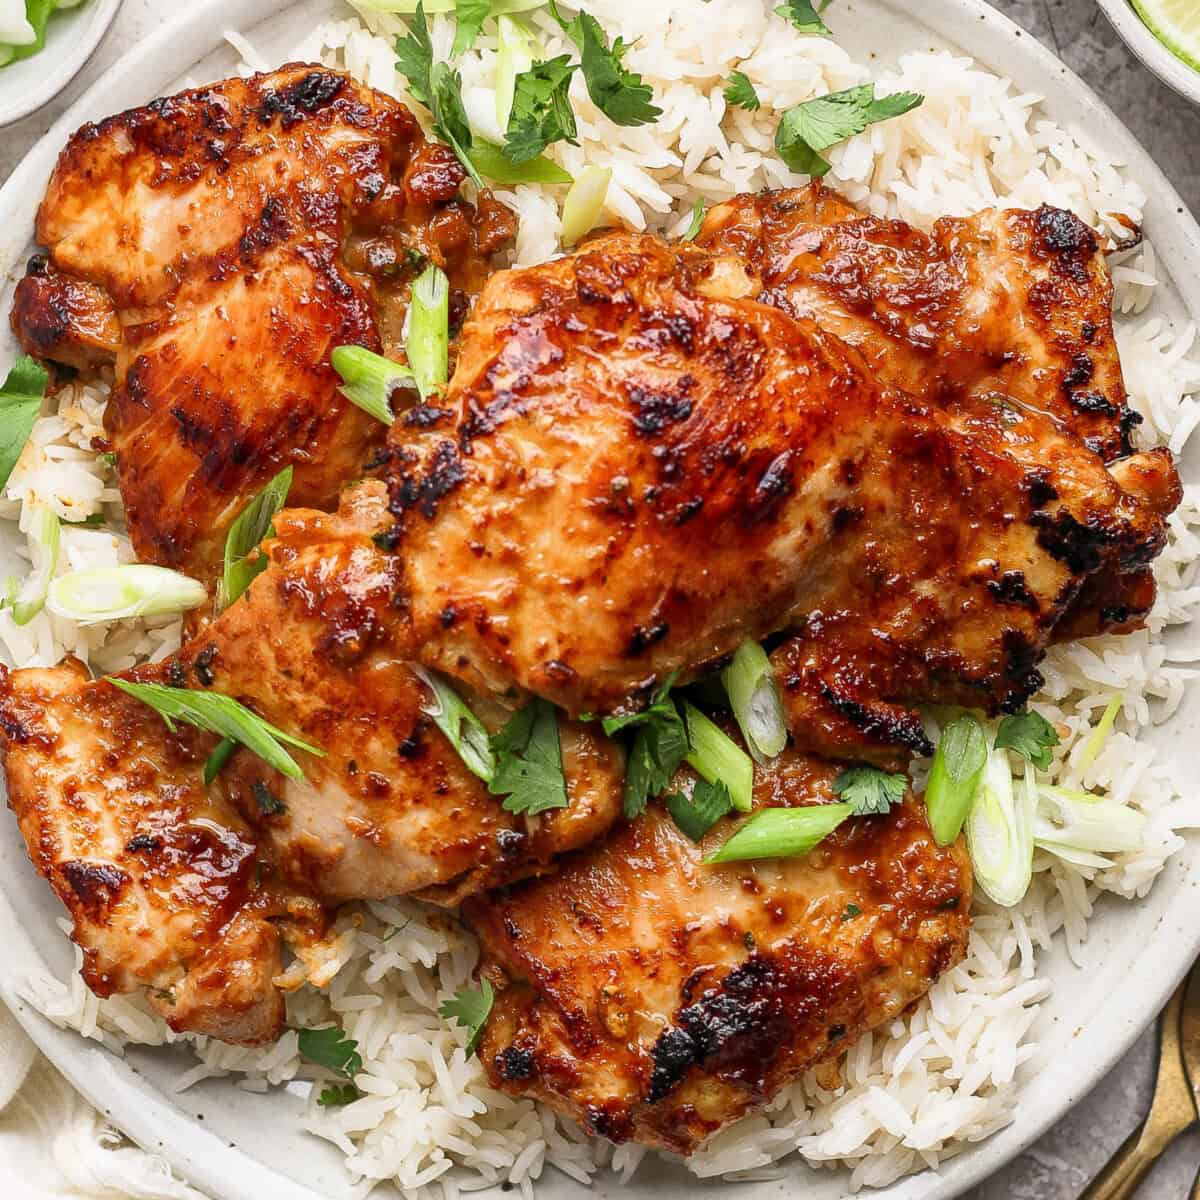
[{"x1": 0, "y1": 1, "x2": 1197, "y2": 1198}]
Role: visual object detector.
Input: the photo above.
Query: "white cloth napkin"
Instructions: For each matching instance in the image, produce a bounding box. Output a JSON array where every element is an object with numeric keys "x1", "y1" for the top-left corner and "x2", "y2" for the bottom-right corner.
[{"x1": 0, "y1": 1001, "x2": 207, "y2": 1200}]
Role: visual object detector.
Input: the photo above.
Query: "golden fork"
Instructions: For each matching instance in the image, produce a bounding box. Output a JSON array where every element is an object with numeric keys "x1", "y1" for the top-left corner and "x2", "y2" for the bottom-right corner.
[{"x1": 1079, "y1": 970, "x2": 1197, "y2": 1200}]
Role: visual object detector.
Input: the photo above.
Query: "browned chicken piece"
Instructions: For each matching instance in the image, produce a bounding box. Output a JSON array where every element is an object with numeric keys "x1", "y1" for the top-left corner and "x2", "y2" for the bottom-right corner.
[
  {"x1": 467, "y1": 754, "x2": 971, "y2": 1154},
  {"x1": 11, "y1": 65, "x2": 514, "y2": 579},
  {"x1": 184, "y1": 481, "x2": 624, "y2": 905},
  {"x1": 0, "y1": 657, "x2": 325, "y2": 1044},
  {"x1": 387, "y1": 231, "x2": 1171, "y2": 761},
  {"x1": 697, "y1": 184, "x2": 1181, "y2": 637}
]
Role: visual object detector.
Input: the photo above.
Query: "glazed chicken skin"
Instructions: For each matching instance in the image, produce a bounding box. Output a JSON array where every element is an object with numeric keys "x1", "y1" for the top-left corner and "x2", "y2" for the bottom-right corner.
[
  {"x1": 388, "y1": 231, "x2": 1171, "y2": 761},
  {"x1": 697, "y1": 184, "x2": 1181, "y2": 638},
  {"x1": 467, "y1": 754, "x2": 971, "y2": 1154},
  {"x1": 11, "y1": 65, "x2": 514, "y2": 580},
  {"x1": 0, "y1": 656, "x2": 323, "y2": 1044},
  {"x1": 0, "y1": 483, "x2": 624, "y2": 1040}
]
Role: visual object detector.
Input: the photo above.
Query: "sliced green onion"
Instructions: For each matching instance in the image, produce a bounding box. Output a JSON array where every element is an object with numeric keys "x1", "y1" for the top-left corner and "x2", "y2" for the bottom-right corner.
[
  {"x1": 682, "y1": 701, "x2": 753, "y2": 812},
  {"x1": 705, "y1": 802, "x2": 853, "y2": 864},
  {"x1": 13, "y1": 504, "x2": 60, "y2": 626},
  {"x1": 965, "y1": 752, "x2": 1035, "y2": 907},
  {"x1": 682, "y1": 197, "x2": 706, "y2": 241},
  {"x1": 47, "y1": 565, "x2": 207, "y2": 626},
  {"x1": 495, "y1": 13, "x2": 536, "y2": 130},
  {"x1": 722, "y1": 640, "x2": 787, "y2": 763},
  {"x1": 412, "y1": 666, "x2": 495, "y2": 782},
  {"x1": 331, "y1": 345, "x2": 415, "y2": 425},
  {"x1": 355, "y1": 0, "x2": 545, "y2": 11},
  {"x1": 924, "y1": 712, "x2": 987, "y2": 846},
  {"x1": 221, "y1": 466, "x2": 293, "y2": 610},
  {"x1": 408, "y1": 265, "x2": 451, "y2": 400},
  {"x1": 1033, "y1": 783, "x2": 1146, "y2": 863},
  {"x1": 204, "y1": 737, "x2": 237, "y2": 786},
  {"x1": 560, "y1": 165, "x2": 611, "y2": 246},
  {"x1": 1078, "y1": 693, "x2": 1123, "y2": 773},
  {"x1": 108, "y1": 680, "x2": 322, "y2": 781},
  {"x1": 469, "y1": 139, "x2": 572, "y2": 185}
]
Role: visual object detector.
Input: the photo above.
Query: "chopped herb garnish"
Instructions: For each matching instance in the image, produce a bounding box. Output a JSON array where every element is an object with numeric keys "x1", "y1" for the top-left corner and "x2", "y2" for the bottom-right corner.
[
  {"x1": 12, "y1": 504, "x2": 59, "y2": 627},
  {"x1": 682, "y1": 197, "x2": 706, "y2": 241},
  {"x1": 63, "y1": 513, "x2": 106, "y2": 528},
  {"x1": 666, "y1": 778, "x2": 734, "y2": 842},
  {"x1": 99, "y1": 451, "x2": 118, "y2": 469},
  {"x1": 505, "y1": 55, "x2": 579, "y2": 162},
  {"x1": 683, "y1": 702, "x2": 753, "y2": 812},
  {"x1": 395, "y1": 2, "x2": 434, "y2": 104},
  {"x1": 551, "y1": 2, "x2": 661, "y2": 127},
  {"x1": 0, "y1": 355, "x2": 47, "y2": 493},
  {"x1": 452, "y1": 0, "x2": 491, "y2": 55},
  {"x1": 221, "y1": 466, "x2": 293, "y2": 609},
  {"x1": 775, "y1": 83, "x2": 922, "y2": 178},
  {"x1": 603, "y1": 677, "x2": 689, "y2": 818},
  {"x1": 724, "y1": 70, "x2": 761, "y2": 111},
  {"x1": 995, "y1": 710, "x2": 1060, "y2": 770},
  {"x1": 108, "y1": 680, "x2": 322, "y2": 781},
  {"x1": 298, "y1": 1026, "x2": 362, "y2": 1077},
  {"x1": 469, "y1": 140, "x2": 573, "y2": 184},
  {"x1": 253, "y1": 778, "x2": 287, "y2": 816},
  {"x1": 414, "y1": 668, "x2": 496, "y2": 781},
  {"x1": 439, "y1": 979, "x2": 494, "y2": 1055},
  {"x1": 317, "y1": 1083, "x2": 361, "y2": 1108},
  {"x1": 841, "y1": 902, "x2": 862, "y2": 921},
  {"x1": 489, "y1": 697, "x2": 569, "y2": 815},
  {"x1": 331, "y1": 346, "x2": 414, "y2": 425},
  {"x1": 706, "y1": 802, "x2": 853, "y2": 864},
  {"x1": 832, "y1": 765, "x2": 908, "y2": 816},
  {"x1": 775, "y1": 0, "x2": 834, "y2": 36}
]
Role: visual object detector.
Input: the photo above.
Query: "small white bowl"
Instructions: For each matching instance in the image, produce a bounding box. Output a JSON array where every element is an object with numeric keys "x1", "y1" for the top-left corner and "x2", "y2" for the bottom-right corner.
[
  {"x1": 1097, "y1": 0, "x2": 1200, "y2": 108},
  {"x1": 0, "y1": 0, "x2": 122, "y2": 128}
]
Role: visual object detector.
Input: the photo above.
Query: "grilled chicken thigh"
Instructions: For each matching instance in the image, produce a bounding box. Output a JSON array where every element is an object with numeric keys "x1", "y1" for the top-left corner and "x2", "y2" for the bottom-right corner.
[
  {"x1": 388, "y1": 231, "x2": 1172, "y2": 760},
  {"x1": 697, "y1": 184, "x2": 1180, "y2": 637},
  {"x1": 467, "y1": 755, "x2": 971, "y2": 1154},
  {"x1": 11, "y1": 65, "x2": 513, "y2": 579}
]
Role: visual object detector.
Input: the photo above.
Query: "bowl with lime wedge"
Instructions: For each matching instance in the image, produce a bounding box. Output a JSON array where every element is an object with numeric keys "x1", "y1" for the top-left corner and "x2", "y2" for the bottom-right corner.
[
  {"x1": 1099, "y1": 0, "x2": 1200, "y2": 106},
  {"x1": 0, "y1": 0, "x2": 122, "y2": 126}
]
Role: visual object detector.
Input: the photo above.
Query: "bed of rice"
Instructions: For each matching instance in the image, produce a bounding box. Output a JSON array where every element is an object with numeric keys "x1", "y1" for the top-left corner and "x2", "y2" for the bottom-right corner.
[{"x1": 8, "y1": 0, "x2": 1200, "y2": 1195}]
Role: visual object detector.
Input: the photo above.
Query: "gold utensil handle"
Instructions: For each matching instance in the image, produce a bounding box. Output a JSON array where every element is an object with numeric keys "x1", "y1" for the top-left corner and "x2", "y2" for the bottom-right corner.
[{"x1": 1081, "y1": 980, "x2": 1195, "y2": 1200}]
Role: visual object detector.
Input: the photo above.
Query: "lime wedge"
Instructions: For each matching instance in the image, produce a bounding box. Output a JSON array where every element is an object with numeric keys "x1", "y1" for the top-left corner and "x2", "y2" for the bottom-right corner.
[{"x1": 1131, "y1": 0, "x2": 1200, "y2": 72}]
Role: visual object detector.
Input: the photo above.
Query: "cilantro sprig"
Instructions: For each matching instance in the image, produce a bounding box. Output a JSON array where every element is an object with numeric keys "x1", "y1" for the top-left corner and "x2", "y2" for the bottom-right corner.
[
  {"x1": 0, "y1": 355, "x2": 48, "y2": 493},
  {"x1": 440, "y1": 979, "x2": 495, "y2": 1056},
  {"x1": 504, "y1": 55, "x2": 580, "y2": 163},
  {"x1": 832, "y1": 765, "x2": 908, "y2": 816},
  {"x1": 776, "y1": 83, "x2": 923, "y2": 178},
  {"x1": 666, "y1": 778, "x2": 734, "y2": 842},
  {"x1": 995, "y1": 711, "x2": 1060, "y2": 770},
  {"x1": 489, "y1": 697, "x2": 570, "y2": 816},
  {"x1": 775, "y1": 0, "x2": 835, "y2": 36},
  {"x1": 298, "y1": 1025, "x2": 362, "y2": 1077},
  {"x1": 724, "y1": 70, "x2": 761, "y2": 112},
  {"x1": 603, "y1": 676, "x2": 689, "y2": 818}
]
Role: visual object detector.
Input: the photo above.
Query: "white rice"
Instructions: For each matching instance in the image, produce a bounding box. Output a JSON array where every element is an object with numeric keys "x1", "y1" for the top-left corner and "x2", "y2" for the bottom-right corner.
[{"x1": 10, "y1": 0, "x2": 1200, "y2": 1195}]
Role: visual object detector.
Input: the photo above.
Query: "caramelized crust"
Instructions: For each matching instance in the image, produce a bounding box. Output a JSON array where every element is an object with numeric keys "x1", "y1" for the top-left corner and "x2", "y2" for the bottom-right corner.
[
  {"x1": 467, "y1": 756, "x2": 971, "y2": 1154},
  {"x1": 388, "y1": 231, "x2": 1170, "y2": 762},
  {"x1": 16, "y1": 65, "x2": 513, "y2": 580}
]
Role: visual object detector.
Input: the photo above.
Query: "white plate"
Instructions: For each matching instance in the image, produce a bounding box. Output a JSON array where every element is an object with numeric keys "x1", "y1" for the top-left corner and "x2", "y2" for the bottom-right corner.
[
  {"x1": 1097, "y1": 0, "x2": 1200, "y2": 109},
  {"x1": 0, "y1": 0, "x2": 122, "y2": 127},
  {"x1": 0, "y1": 2, "x2": 1198, "y2": 1198}
]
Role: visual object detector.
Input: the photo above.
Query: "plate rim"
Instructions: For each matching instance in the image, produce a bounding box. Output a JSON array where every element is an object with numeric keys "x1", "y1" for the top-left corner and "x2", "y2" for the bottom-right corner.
[
  {"x1": 1, "y1": 1, "x2": 1198, "y2": 1197},
  {"x1": 0, "y1": 0, "x2": 124, "y2": 129},
  {"x1": 1095, "y1": 0, "x2": 1200, "y2": 109}
]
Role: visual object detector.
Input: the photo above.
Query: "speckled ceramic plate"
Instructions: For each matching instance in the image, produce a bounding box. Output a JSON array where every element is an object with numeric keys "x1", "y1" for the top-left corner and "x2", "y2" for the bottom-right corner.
[
  {"x1": 0, "y1": 2, "x2": 1198, "y2": 1198},
  {"x1": 1097, "y1": 0, "x2": 1200, "y2": 109}
]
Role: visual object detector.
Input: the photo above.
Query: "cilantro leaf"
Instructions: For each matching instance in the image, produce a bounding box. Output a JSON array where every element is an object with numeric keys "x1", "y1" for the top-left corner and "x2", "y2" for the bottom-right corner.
[
  {"x1": 551, "y1": 3, "x2": 661, "y2": 127},
  {"x1": 682, "y1": 197, "x2": 706, "y2": 241},
  {"x1": 0, "y1": 355, "x2": 48, "y2": 493},
  {"x1": 832, "y1": 765, "x2": 908, "y2": 816},
  {"x1": 775, "y1": 0, "x2": 834, "y2": 36},
  {"x1": 724, "y1": 70, "x2": 761, "y2": 112},
  {"x1": 666, "y1": 778, "x2": 734, "y2": 842},
  {"x1": 603, "y1": 677, "x2": 688, "y2": 818},
  {"x1": 452, "y1": 0, "x2": 492, "y2": 56},
  {"x1": 395, "y1": 3, "x2": 434, "y2": 105},
  {"x1": 298, "y1": 1026, "x2": 362, "y2": 1077},
  {"x1": 430, "y1": 62, "x2": 485, "y2": 189},
  {"x1": 489, "y1": 698, "x2": 569, "y2": 816},
  {"x1": 505, "y1": 55, "x2": 579, "y2": 163},
  {"x1": 439, "y1": 979, "x2": 494, "y2": 1055},
  {"x1": 775, "y1": 83, "x2": 923, "y2": 177},
  {"x1": 317, "y1": 1083, "x2": 361, "y2": 1107},
  {"x1": 995, "y1": 711, "x2": 1060, "y2": 770}
]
